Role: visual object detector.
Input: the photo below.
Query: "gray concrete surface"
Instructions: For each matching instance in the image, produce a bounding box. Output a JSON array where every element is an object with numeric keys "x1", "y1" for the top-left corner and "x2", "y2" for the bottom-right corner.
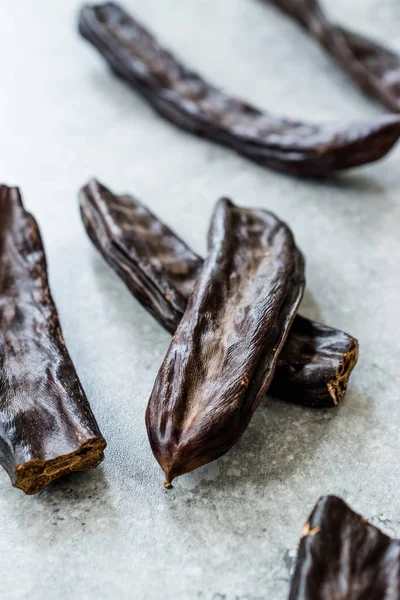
[{"x1": 1, "y1": 0, "x2": 400, "y2": 598}]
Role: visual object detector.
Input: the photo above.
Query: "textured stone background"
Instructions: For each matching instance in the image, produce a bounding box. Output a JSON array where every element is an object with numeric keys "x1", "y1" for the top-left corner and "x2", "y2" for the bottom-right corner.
[{"x1": 1, "y1": 1, "x2": 400, "y2": 598}]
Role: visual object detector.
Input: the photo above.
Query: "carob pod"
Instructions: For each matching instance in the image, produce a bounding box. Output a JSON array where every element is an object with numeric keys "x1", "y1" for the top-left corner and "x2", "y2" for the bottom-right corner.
[
  {"x1": 268, "y1": 314, "x2": 358, "y2": 408},
  {"x1": 0, "y1": 185, "x2": 106, "y2": 494},
  {"x1": 79, "y1": 179, "x2": 358, "y2": 409},
  {"x1": 290, "y1": 495, "x2": 400, "y2": 599},
  {"x1": 267, "y1": 0, "x2": 400, "y2": 113},
  {"x1": 80, "y1": 180, "x2": 201, "y2": 335},
  {"x1": 145, "y1": 196, "x2": 305, "y2": 486},
  {"x1": 78, "y1": 3, "x2": 400, "y2": 176}
]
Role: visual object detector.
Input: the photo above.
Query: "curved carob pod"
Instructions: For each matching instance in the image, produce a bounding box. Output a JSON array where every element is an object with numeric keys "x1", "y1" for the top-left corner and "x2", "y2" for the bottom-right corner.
[
  {"x1": 80, "y1": 180, "x2": 202, "y2": 335},
  {"x1": 0, "y1": 185, "x2": 106, "y2": 494},
  {"x1": 290, "y1": 495, "x2": 400, "y2": 599},
  {"x1": 78, "y1": 3, "x2": 400, "y2": 176},
  {"x1": 267, "y1": 0, "x2": 400, "y2": 113},
  {"x1": 79, "y1": 179, "x2": 358, "y2": 409},
  {"x1": 145, "y1": 197, "x2": 305, "y2": 486}
]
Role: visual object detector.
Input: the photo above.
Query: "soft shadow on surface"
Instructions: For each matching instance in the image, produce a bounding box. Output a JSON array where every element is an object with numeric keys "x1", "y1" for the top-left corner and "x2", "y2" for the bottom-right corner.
[
  {"x1": 264, "y1": 165, "x2": 388, "y2": 195},
  {"x1": 297, "y1": 288, "x2": 322, "y2": 323},
  {"x1": 4, "y1": 467, "x2": 118, "y2": 544},
  {"x1": 91, "y1": 251, "x2": 138, "y2": 316},
  {"x1": 35, "y1": 467, "x2": 112, "y2": 507},
  {"x1": 89, "y1": 251, "x2": 171, "y2": 345},
  {"x1": 174, "y1": 403, "x2": 339, "y2": 493},
  {"x1": 305, "y1": 171, "x2": 388, "y2": 196},
  {"x1": 162, "y1": 386, "x2": 370, "y2": 497},
  {"x1": 38, "y1": 464, "x2": 110, "y2": 500}
]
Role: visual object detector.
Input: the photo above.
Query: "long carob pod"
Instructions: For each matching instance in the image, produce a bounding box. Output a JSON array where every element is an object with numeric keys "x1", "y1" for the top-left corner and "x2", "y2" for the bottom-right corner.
[
  {"x1": 290, "y1": 495, "x2": 400, "y2": 599},
  {"x1": 79, "y1": 179, "x2": 358, "y2": 409},
  {"x1": 145, "y1": 197, "x2": 305, "y2": 486},
  {"x1": 267, "y1": 0, "x2": 400, "y2": 113},
  {"x1": 0, "y1": 185, "x2": 106, "y2": 494},
  {"x1": 78, "y1": 3, "x2": 400, "y2": 176},
  {"x1": 80, "y1": 180, "x2": 202, "y2": 335}
]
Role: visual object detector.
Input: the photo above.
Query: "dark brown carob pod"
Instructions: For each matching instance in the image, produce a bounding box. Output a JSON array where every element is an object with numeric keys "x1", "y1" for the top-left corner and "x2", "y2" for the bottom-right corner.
[
  {"x1": 290, "y1": 495, "x2": 400, "y2": 599},
  {"x1": 79, "y1": 179, "x2": 202, "y2": 335},
  {"x1": 79, "y1": 179, "x2": 358, "y2": 409},
  {"x1": 77, "y1": 3, "x2": 400, "y2": 176},
  {"x1": 0, "y1": 185, "x2": 106, "y2": 494},
  {"x1": 145, "y1": 197, "x2": 305, "y2": 486},
  {"x1": 267, "y1": 0, "x2": 400, "y2": 113},
  {"x1": 268, "y1": 314, "x2": 358, "y2": 408}
]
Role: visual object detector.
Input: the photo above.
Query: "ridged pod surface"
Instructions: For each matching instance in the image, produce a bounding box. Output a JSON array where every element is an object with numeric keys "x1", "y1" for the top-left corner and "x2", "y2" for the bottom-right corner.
[
  {"x1": 0, "y1": 185, "x2": 106, "y2": 494},
  {"x1": 145, "y1": 197, "x2": 305, "y2": 485},
  {"x1": 80, "y1": 179, "x2": 358, "y2": 410},
  {"x1": 78, "y1": 3, "x2": 400, "y2": 176},
  {"x1": 268, "y1": 0, "x2": 400, "y2": 113},
  {"x1": 290, "y1": 496, "x2": 400, "y2": 599}
]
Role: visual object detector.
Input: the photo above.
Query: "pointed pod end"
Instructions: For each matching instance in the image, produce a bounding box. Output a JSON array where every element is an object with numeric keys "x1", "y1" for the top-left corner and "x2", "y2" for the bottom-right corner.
[
  {"x1": 0, "y1": 184, "x2": 23, "y2": 210},
  {"x1": 160, "y1": 460, "x2": 178, "y2": 489}
]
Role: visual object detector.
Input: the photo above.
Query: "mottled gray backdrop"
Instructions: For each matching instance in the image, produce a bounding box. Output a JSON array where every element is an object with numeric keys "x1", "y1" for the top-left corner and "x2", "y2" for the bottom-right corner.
[{"x1": 1, "y1": 0, "x2": 400, "y2": 598}]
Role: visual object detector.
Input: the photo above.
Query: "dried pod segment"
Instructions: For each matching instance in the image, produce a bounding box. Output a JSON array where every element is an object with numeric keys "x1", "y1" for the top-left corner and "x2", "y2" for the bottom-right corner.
[
  {"x1": 80, "y1": 179, "x2": 358, "y2": 409},
  {"x1": 268, "y1": 0, "x2": 400, "y2": 113},
  {"x1": 79, "y1": 179, "x2": 202, "y2": 334},
  {"x1": 0, "y1": 185, "x2": 106, "y2": 494},
  {"x1": 290, "y1": 495, "x2": 400, "y2": 599},
  {"x1": 145, "y1": 197, "x2": 305, "y2": 486},
  {"x1": 268, "y1": 315, "x2": 358, "y2": 408},
  {"x1": 78, "y1": 3, "x2": 400, "y2": 176}
]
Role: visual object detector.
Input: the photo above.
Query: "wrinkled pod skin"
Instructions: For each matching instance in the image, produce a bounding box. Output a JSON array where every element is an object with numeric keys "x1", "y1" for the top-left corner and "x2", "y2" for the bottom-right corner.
[
  {"x1": 79, "y1": 179, "x2": 358, "y2": 409},
  {"x1": 145, "y1": 197, "x2": 305, "y2": 486},
  {"x1": 78, "y1": 3, "x2": 400, "y2": 176},
  {"x1": 267, "y1": 0, "x2": 400, "y2": 113},
  {"x1": 290, "y1": 495, "x2": 400, "y2": 599},
  {"x1": 0, "y1": 185, "x2": 106, "y2": 494}
]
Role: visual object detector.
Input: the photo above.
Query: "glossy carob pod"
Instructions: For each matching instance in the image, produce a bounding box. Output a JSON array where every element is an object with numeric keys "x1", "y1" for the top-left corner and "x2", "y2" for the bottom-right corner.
[
  {"x1": 268, "y1": 314, "x2": 358, "y2": 408},
  {"x1": 0, "y1": 185, "x2": 106, "y2": 494},
  {"x1": 290, "y1": 495, "x2": 400, "y2": 599},
  {"x1": 145, "y1": 197, "x2": 305, "y2": 485},
  {"x1": 80, "y1": 180, "x2": 202, "y2": 335},
  {"x1": 267, "y1": 0, "x2": 400, "y2": 113},
  {"x1": 77, "y1": 3, "x2": 400, "y2": 176},
  {"x1": 79, "y1": 179, "x2": 358, "y2": 409}
]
